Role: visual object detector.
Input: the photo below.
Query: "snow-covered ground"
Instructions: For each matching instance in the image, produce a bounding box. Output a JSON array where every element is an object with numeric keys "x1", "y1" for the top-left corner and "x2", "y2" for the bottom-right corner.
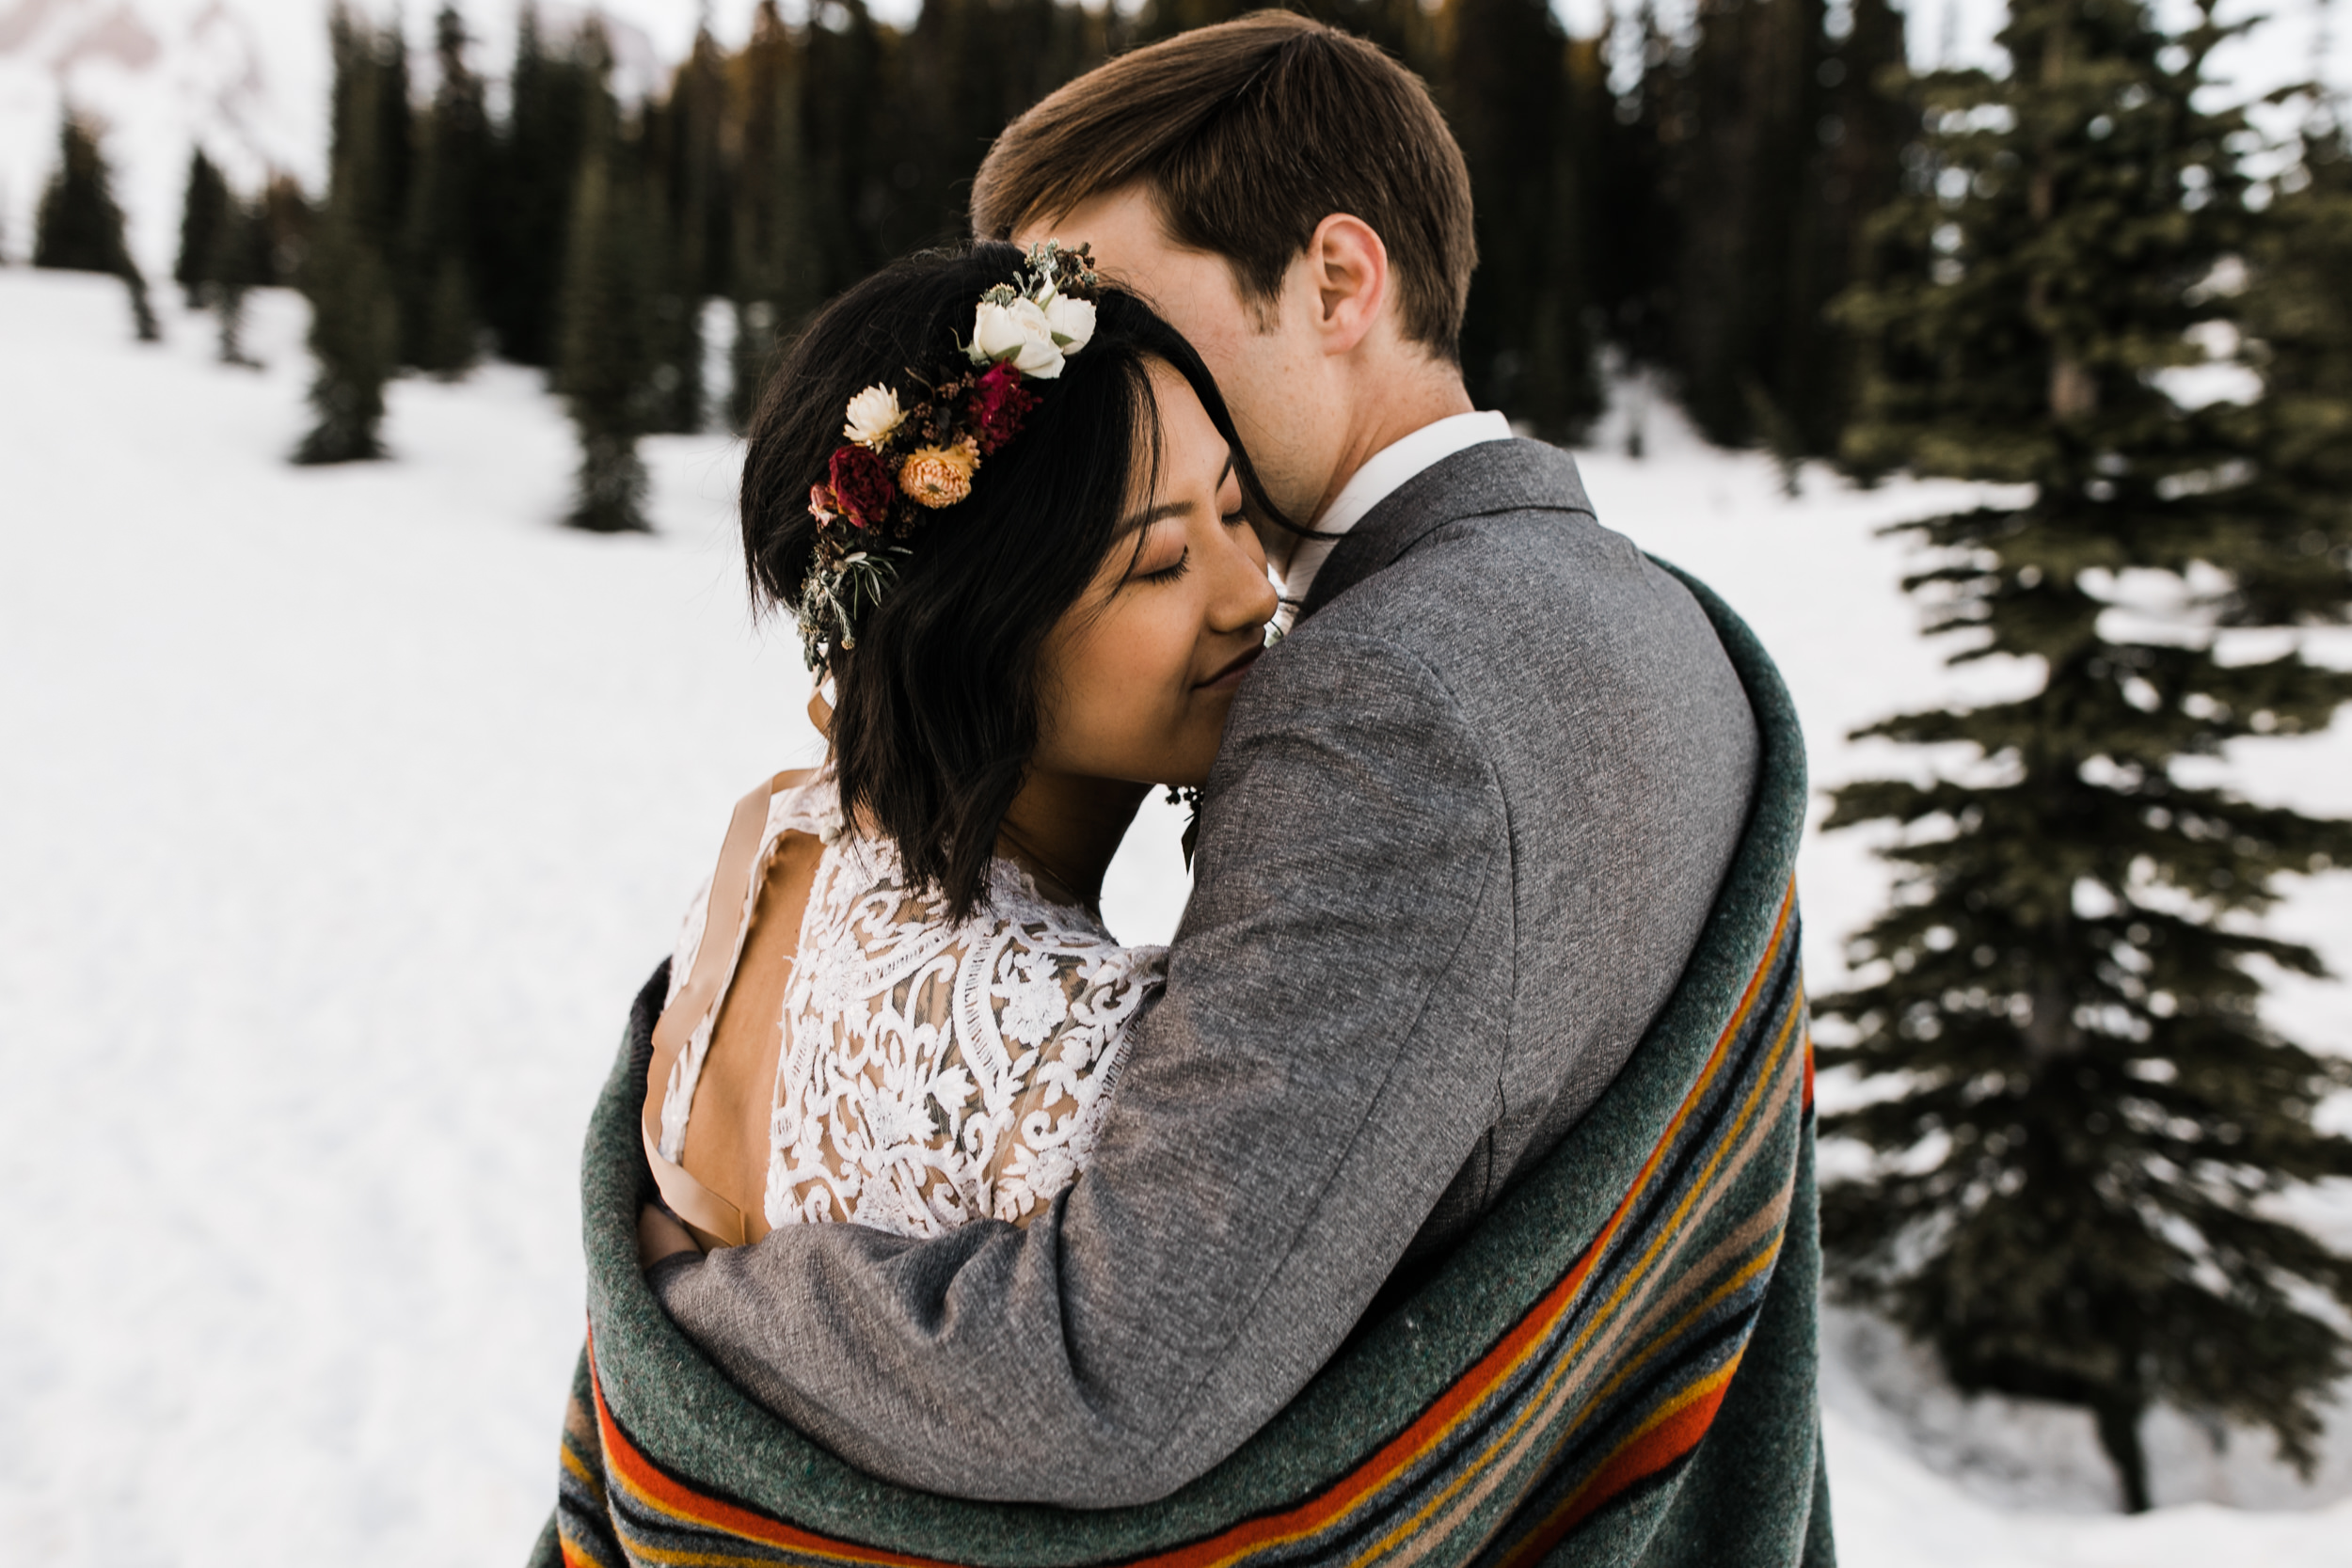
[{"x1": 3, "y1": 268, "x2": 2348, "y2": 1564}]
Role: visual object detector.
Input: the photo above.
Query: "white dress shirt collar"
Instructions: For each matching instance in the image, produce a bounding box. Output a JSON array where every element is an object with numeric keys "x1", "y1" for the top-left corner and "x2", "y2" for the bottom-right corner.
[{"x1": 1276, "y1": 410, "x2": 1513, "y2": 627}]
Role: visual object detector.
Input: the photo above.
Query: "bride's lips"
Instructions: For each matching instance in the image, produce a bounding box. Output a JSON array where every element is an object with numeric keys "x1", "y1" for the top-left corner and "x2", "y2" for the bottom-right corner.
[{"x1": 1197, "y1": 643, "x2": 1264, "y2": 692}]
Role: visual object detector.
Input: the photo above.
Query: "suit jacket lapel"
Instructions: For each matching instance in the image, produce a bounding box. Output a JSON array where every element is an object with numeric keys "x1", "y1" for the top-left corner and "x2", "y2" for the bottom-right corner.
[{"x1": 1299, "y1": 438, "x2": 1598, "y2": 623}]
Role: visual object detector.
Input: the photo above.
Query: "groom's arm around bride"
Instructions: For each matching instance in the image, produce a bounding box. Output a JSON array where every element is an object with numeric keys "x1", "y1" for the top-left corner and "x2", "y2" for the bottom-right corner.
[{"x1": 650, "y1": 10, "x2": 1785, "y2": 1516}]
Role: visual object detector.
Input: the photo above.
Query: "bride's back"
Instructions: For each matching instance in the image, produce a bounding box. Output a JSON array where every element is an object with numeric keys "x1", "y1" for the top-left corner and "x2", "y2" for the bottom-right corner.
[{"x1": 659, "y1": 773, "x2": 1163, "y2": 1242}]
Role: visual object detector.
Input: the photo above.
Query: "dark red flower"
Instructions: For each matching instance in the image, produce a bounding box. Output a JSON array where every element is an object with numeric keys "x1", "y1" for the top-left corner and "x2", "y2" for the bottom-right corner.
[
  {"x1": 962, "y1": 363, "x2": 1041, "y2": 455},
  {"x1": 827, "y1": 444, "x2": 898, "y2": 530}
]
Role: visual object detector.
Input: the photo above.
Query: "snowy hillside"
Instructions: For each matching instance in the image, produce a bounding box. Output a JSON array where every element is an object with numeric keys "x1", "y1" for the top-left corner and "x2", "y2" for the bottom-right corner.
[
  {"x1": 3, "y1": 270, "x2": 2348, "y2": 1564},
  {"x1": 0, "y1": 0, "x2": 305, "y2": 270},
  {"x1": 0, "y1": 0, "x2": 685, "y2": 278}
]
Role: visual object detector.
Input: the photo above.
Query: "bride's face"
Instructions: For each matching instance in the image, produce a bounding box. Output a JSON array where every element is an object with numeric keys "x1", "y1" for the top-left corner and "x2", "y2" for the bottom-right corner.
[{"x1": 1031, "y1": 360, "x2": 1279, "y2": 789}]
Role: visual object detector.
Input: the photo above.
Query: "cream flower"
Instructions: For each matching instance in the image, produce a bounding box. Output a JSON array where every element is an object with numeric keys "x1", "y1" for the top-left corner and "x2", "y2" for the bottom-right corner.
[
  {"x1": 971, "y1": 297, "x2": 1067, "y2": 378},
  {"x1": 1041, "y1": 293, "x2": 1096, "y2": 355},
  {"x1": 842, "y1": 384, "x2": 905, "y2": 448}
]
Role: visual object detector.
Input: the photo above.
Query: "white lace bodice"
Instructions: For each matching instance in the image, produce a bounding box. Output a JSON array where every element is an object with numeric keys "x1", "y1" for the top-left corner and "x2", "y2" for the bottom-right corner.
[{"x1": 660, "y1": 775, "x2": 1166, "y2": 1239}]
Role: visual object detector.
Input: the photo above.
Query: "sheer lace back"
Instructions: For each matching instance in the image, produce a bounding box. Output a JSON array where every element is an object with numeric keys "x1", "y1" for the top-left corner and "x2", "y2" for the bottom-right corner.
[{"x1": 662, "y1": 774, "x2": 1165, "y2": 1241}]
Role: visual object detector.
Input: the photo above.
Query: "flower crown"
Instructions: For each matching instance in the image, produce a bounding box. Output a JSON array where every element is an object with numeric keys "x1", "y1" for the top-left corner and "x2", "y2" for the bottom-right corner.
[{"x1": 795, "y1": 242, "x2": 1104, "y2": 669}]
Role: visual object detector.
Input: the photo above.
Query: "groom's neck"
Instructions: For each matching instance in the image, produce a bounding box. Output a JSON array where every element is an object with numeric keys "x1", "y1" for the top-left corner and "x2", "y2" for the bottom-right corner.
[{"x1": 1291, "y1": 355, "x2": 1475, "y2": 552}]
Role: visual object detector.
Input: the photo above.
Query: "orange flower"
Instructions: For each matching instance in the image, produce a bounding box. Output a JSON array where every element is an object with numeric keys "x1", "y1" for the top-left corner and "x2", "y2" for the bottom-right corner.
[{"x1": 898, "y1": 439, "x2": 980, "y2": 509}]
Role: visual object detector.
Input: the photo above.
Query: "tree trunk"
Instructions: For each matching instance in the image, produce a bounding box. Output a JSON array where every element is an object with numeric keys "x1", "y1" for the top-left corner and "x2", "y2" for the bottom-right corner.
[{"x1": 2092, "y1": 1394, "x2": 2152, "y2": 1513}]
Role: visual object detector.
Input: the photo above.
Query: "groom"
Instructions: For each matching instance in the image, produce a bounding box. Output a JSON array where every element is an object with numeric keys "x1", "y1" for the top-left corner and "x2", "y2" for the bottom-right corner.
[{"x1": 645, "y1": 8, "x2": 1815, "y2": 1540}]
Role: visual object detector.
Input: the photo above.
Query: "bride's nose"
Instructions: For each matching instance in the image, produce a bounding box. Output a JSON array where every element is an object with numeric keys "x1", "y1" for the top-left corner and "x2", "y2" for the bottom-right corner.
[{"x1": 1205, "y1": 519, "x2": 1280, "y2": 634}]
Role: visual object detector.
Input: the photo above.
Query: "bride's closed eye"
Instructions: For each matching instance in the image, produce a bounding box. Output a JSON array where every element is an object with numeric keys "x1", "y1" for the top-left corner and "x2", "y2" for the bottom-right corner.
[
  {"x1": 1137, "y1": 547, "x2": 1192, "y2": 585},
  {"x1": 1132, "y1": 458, "x2": 1244, "y2": 584},
  {"x1": 1122, "y1": 516, "x2": 1190, "y2": 585}
]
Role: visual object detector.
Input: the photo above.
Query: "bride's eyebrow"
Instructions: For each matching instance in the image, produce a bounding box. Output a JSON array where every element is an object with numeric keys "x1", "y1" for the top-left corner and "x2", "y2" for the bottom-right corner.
[
  {"x1": 1117, "y1": 498, "x2": 1194, "y2": 536},
  {"x1": 1114, "y1": 455, "x2": 1234, "y2": 536}
]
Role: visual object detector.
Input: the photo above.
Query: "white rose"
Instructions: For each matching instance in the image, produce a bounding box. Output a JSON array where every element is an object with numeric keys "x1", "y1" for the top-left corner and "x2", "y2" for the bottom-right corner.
[
  {"x1": 971, "y1": 297, "x2": 1067, "y2": 379},
  {"x1": 1042, "y1": 293, "x2": 1096, "y2": 356},
  {"x1": 968, "y1": 301, "x2": 1024, "y2": 364},
  {"x1": 842, "y1": 384, "x2": 904, "y2": 447}
]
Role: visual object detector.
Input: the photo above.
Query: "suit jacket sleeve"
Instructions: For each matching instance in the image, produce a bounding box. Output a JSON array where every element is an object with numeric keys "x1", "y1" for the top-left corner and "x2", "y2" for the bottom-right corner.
[{"x1": 653, "y1": 629, "x2": 1512, "y2": 1505}]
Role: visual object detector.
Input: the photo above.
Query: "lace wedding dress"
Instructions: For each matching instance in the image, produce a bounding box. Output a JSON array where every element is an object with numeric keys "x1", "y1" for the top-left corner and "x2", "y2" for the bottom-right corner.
[{"x1": 659, "y1": 773, "x2": 1166, "y2": 1240}]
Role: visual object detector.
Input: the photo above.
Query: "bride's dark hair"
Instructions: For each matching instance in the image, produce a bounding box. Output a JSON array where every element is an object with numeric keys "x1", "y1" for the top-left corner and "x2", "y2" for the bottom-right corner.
[{"x1": 740, "y1": 242, "x2": 1274, "y2": 918}]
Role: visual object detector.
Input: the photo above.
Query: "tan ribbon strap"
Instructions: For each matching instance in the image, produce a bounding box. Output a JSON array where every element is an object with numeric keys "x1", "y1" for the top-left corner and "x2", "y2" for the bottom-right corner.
[{"x1": 642, "y1": 768, "x2": 814, "y2": 1250}]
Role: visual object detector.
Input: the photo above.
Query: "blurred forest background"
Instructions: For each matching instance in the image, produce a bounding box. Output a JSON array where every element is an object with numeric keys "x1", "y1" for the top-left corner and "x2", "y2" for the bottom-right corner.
[
  {"x1": 19, "y1": 0, "x2": 2352, "y2": 1519},
  {"x1": 35, "y1": 0, "x2": 1937, "y2": 506},
  {"x1": 29, "y1": 0, "x2": 2347, "y2": 513}
]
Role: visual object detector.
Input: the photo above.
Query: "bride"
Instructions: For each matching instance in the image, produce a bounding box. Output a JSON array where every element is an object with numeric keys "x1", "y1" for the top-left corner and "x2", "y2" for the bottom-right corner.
[{"x1": 637, "y1": 241, "x2": 1280, "y2": 1262}]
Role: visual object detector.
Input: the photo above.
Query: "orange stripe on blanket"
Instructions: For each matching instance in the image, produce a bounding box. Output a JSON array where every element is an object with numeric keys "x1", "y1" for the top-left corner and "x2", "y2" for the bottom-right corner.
[
  {"x1": 1126, "y1": 1246, "x2": 1623, "y2": 1568},
  {"x1": 561, "y1": 1530, "x2": 622, "y2": 1568},
  {"x1": 1800, "y1": 1000, "x2": 1815, "y2": 1113},
  {"x1": 1490, "y1": 1360, "x2": 1740, "y2": 1568},
  {"x1": 590, "y1": 1341, "x2": 961, "y2": 1568}
]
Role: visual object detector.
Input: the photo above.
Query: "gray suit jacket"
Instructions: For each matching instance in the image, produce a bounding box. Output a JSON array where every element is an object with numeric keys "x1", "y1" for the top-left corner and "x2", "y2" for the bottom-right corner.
[{"x1": 653, "y1": 438, "x2": 1760, "y2": 1507}]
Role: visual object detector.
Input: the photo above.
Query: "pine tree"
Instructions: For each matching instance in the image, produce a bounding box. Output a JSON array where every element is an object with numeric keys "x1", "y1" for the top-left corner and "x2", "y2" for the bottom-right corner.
[
  {"x1": 890, "y1": 0, "x2": 1106, "y2": 258},
  {"x1": 36, "y1": 112, "x2": 133, "y2": 272},
  {"x1": 485, "y1": 5, "x2": 591, "y2": 365},
  {"x1": 1435, "y1": 0, "x2": 1599, "y2": 437},
  {"x1": 374, "y1": 15, "x2": 419, "y2": 353},
  {"x1": 298, "y1": 195, "x2": 396, "y2": 463},
  {"x1": 34, "y1": 111, "x2": 158, "y2": 341},
  {"x1": 297, "y1": 8, "x2": 402, "y2": 464},
  {"x1": 800, "y1": 0, "x2": 892, "y2": 293},
  {"x1": 555, "y1": 28, "x2": 659, "y2": 533},
  {"x1": 1587, "y1": 5, "x2": 1682, "y2": 392},
  {"x1": 1784, "y1": 0, "x2": 1912, "y2": 453},
  {"x1": 641, "y1": 24, "x2": 730, "y2": 434},
  {"x1": 254, "y1": 172, "x2": 314, "y2": 287},
  {"x1": 404, "y1": 5, "x2": 491, "y2": 375},
  {"x1": 1822, "y1": 0, "x2": 2352, "y2": 1513},
  {"x1": 1671, "y1": 0, "x2": 1833, "y2": 448},
  {"x1": 175, "y1": 149, "x2": 232, "y2": 306},
  {"x1": 1604, "y1": 0, "x2": 1905, "y2": 454},
  {"x1": 206, "y1": 191, "x2": 261, "y2": 367},
  {"x1": 175, "y1": 149, "x2": 262, "y2": 366},
  {"x1": 727, "y1": 1, "x2": 824, "y2": 432},
  {"x1": 2238, "y1": 104, "x2": 2352, "y2": 624}
]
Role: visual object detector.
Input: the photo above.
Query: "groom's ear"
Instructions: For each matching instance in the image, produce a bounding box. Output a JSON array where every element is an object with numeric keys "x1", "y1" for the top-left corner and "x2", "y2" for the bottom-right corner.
[{"x1": 1305, "y1": 214, "x2": 1391, "y2": 359}]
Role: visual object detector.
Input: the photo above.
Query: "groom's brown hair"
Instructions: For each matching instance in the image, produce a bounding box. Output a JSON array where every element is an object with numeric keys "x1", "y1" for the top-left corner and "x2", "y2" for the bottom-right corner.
[{"x1": 969, "y1": 10, "x2": 1475, "y2": 363}]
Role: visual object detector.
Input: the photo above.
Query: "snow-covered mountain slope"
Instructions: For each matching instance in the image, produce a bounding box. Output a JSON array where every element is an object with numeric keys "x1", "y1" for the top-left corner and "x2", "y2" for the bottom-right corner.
[
  {"x1": 0, "y1": 0, "x2": 307, "y2": 273},
  {"x1": 3, "y1": 269, "x2": 2349, "y2": 1564},
  {"x1": 0, "y1": 0, "x2": 684, "y2": 279}
]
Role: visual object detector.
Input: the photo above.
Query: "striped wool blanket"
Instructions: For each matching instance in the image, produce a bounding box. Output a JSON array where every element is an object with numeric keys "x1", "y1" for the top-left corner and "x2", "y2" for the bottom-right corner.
[{"x1": 533, "y1": 570, "x2": 1831, "y2": 1568}]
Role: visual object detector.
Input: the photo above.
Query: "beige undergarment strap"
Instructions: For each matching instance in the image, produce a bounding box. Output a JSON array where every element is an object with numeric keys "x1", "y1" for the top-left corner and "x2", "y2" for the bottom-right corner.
[{"x1": 641, "y1": 767, "x2": 815, "y2": 1249}]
